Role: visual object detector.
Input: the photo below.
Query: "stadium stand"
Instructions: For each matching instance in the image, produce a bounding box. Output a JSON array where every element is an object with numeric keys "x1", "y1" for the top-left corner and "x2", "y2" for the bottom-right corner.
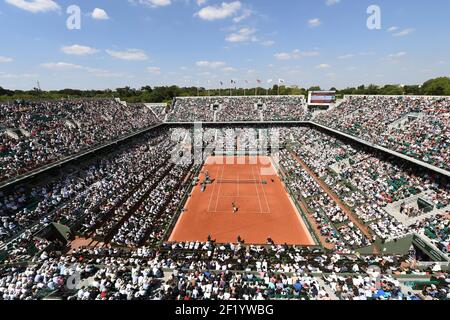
[
  {"x1": 0, "y1": 96, "x2": 448, "y2": 300},
  {"x1": 167, "y1": 96, "x2": 308, "y2": 122},
  {"x1": 0, "y1": 99, "x2": 161, "y2": 184},
  {"x1": 315, "y1": 95, "x2": 450, "y2": 171}
]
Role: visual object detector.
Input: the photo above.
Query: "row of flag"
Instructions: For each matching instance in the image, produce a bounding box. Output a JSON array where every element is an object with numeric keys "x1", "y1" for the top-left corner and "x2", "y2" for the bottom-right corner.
[{"x1": 219, "y1": 79, "x2": 285, "y2": 86}]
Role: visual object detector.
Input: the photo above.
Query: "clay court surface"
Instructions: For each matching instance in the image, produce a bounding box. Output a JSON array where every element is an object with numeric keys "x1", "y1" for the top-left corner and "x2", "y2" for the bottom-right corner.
[{"x1": 169, "y1": 156, "x2": 314, "y2": 245}]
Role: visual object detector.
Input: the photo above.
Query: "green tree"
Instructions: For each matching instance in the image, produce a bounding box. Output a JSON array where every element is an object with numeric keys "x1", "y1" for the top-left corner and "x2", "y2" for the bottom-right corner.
[
  {"x1": 380, "y1": 85, "x2": 403, "y2": 95},
  {"x1": 422, "y1": 77, "x2": 450, "y2": 96},
  {"x1": 404, "y1": 85, "x2": 422, "y2": 95}
]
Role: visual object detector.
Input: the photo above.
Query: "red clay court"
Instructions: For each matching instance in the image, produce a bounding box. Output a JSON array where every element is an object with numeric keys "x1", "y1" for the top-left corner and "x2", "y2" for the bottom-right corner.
[{"x1": 169, "y1": 156, "x2": 315, "y2": 245}]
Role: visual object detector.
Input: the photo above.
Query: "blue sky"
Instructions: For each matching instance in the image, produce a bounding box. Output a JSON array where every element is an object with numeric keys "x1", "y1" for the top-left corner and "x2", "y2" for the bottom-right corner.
[{"x1": 0, "y1": 0, "x2": 449, "y2": 90}]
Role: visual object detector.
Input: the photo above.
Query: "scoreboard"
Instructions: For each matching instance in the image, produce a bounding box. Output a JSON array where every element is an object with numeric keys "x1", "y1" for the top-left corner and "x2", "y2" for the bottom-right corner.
[{"x1": 308, "y1": 91, "x2": 336, "y2": 105}]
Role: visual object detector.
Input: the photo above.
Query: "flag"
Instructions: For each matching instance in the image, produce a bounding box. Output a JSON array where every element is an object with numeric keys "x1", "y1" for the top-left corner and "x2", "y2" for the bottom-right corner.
[
  {"x1": 245, "y1": 80, "x2": 249, "y2": 84},
  {"x1": 278, "y1": 79, "x2": 285, "y2": 84},
  {"x1": 256, "y1": 79, "x2": 262, "y2": 84},
  {"x1": 220, "y1": 81, "x2": 223, "y2": 86},
  {"x1": 231, "y1": 79, "x2": 236, "y2": 84},
  {"x1": 267, "y1": 79, "x2": 273, "y2": 84}
]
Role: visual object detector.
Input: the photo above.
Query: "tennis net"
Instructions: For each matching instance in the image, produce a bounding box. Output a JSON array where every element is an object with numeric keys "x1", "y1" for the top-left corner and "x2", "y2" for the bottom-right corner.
[{"x1": 216, "y1": 179, "x2": 267, "y2": 184}]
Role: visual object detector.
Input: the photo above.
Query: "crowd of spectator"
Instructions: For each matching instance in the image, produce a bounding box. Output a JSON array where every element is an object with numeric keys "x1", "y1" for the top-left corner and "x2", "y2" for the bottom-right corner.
[
  {"x1": 315, "y1": 95, "x2": 450, "y2": 170},
  {"x1": 0, "y1": 95, "x2": 449, "y2": 301},
  {"x1": 168, "y1": 97, "x2": 217, "y2": 122},
  {"x1": 1, "y1": 240, "x2": 446, "y2": 300},
  {"x1": 1, "y1": 124, "x2": 447, "y2": 262},
  {"x1": 0, "y1": 99, "x2": 161, "y2": 183},
  {"x1": 279, "y1": 149, "x2": 371, "y2": 252},
  {"x1": 143, "y1": 103, "x2": 167, "y2": 122},
  {"x1": 322, "y1": 273, "x2": 419, "y2": 300},
  {"x1": 284, "y1": 127, "x2": 449, "y2": 256},
  {"x1": 411, "y1": 214, "x2": 449, "y2": 254},
  {"x1": 167, "y1": 96, "x2": 307, "y2": 123},
  {"x1": 216, "y1": 98, "x2": 260, "y2": 122},
  {"x1": 262, "y1": 96, "x2": 308, "y2": 121},
  {"x1": 0, "y1": 128, "x2": 189, "y2": 264}
]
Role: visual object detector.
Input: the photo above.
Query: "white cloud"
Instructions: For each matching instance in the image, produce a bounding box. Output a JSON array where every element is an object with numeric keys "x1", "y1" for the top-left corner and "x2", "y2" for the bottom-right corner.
[
  {"x1": 392, "y1": 28, "x2": 415, "y2": 37},
  {"x1": 337, "y1": 54, "x2": 355, "y2": 59},
  {"x1": 274, "y1": 49, "x2": 319, "y2": 60},
  {"x1": 261, "y1": 40, "x2": 275, "y2": 47},
  {"x1": 91, "y1": 8, "x2": 109, "y2": 20},
  {"x1": 0, "y1": 56, "x2": 13, "y2": 63},
  {"x1": 222, "y1": 67, "x2": 237, "y2": 72},
  {"x1": 196, "y1": 60, "x2": 226, "y2": 68},
  {"x1": 326, "y1": 0, "x2": 340, "y2": 6},
  {"x1": 5, "y1": 0, "x2": 60, "y2": 13},
  {"x1": 387, "y1": 26, "x2": 414, "y2": 37},
  {"x1": 232, "y1": 8, "x2": 252, "y2": 23},
  {"x1": 308, "y1": 18, "x2": 321, "y2": 28},
  {"x1": 301, "y1": 50, "x2": 320, "y2": 57},
  {"x1": 85, "y1": 68, "x2": 124, "y2": 78},
  {"x1": 130, "y1": 0, "x2": 172, "y2": 8},
  {"x1": 106, "y1": 49, "x2": 149, "y2": 61},
  {"x1": 0, "y1": 72, "x2": 37, "y2": 79},
  {"x1": 40, "y1": 62, "x2": 124, "y2": 77},
  {"x1": 316, "y1": 63, "x2": 331, "y2": 69},
  {"x1": 61, "y1": 45, "x2": 99, "y2": 56},
  {"x1": 225, "y1": 27, "x2": 257, "y2": 43},
  {"x1": 40, "y1": 62, "x2": 83, "y2": 70},
  {"x1": 274, "y1": 52, "x2": 291, "y2": 60},
  {"x1": 147, "y1": 66, "x2": 161, "y2": 74},
  {"x1": 387, "y1": 26, "x2": 398, "y2": 32},
  {"x1": 196, "y1": 1, "x2": 241, "y2": 21},
  {"x1": 388, "y1": 52, "x2": 407, "y2": 58},
  {"x1": 196, "y1": 0, "x2": 207, "y2": 5}
]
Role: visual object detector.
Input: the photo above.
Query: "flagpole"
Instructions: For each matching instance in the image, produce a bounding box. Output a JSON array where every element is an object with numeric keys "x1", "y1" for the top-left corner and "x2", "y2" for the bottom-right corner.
[{"x1": 267, "y1": 80, "x2": 272, "y2": 96}]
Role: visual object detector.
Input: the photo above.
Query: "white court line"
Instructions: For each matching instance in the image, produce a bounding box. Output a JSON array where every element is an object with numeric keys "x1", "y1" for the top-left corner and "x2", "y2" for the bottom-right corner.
[
  {"x1": 208, "y1": 210, "x2": 269, "y2": 215},
  {"x1": 219, "y1": 195, "x2": 260, "y2": 198},
  {"x1": 253, "y1": 164, "x2": 271, "y2": 214},
  {"x1": 255, "y1": 163, "x2": 271, "y2": 213},
  {"x1": 214, "y1": 165, "x2": 225, "y2": 212},
  {"x1": 207, "y1": 166, "x2": 220, "y2": 212},
  {"x1": 251, "y1": 166, "x2": 264, "y2": 213}
]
